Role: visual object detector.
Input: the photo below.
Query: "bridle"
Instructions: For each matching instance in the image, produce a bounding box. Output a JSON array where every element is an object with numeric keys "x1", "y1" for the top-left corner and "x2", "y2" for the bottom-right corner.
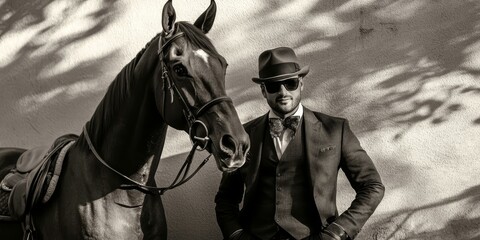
[
  {"x1": 157, "y1": 31, "x2": 232, "y2": 150},
  {"x1": 82, "y1": 30, "x2": 232, "y2": 195}
]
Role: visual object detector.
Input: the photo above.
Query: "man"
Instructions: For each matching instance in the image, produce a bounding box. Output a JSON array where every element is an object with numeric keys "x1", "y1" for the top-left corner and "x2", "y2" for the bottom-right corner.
[{"x1": 215, "y1": 47, "x2": 385, "y2": 240}]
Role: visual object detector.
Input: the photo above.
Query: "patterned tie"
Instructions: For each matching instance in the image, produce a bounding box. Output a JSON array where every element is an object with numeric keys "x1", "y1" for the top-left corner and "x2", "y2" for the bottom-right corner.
[{"x1": 269, "y1": 116, "x2": 300, "y2": 138}]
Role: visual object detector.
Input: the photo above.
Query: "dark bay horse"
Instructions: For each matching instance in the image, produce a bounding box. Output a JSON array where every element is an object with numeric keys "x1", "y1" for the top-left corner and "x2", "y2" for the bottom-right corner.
[{"x1": 0, "y1": 0, "x2": 249, "y2": 239}]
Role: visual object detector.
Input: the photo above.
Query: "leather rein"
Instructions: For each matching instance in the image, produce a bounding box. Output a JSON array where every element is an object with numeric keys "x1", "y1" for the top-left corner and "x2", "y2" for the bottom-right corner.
[{"x1": 83, "y1": 31, "x2": 232, "y2": 195}]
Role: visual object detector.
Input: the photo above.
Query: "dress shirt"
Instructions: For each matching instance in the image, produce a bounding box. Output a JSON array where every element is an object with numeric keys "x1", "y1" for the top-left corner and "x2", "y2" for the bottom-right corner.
[{"x1": 268, "y1": 104, "x2": 304, "y2": 159}]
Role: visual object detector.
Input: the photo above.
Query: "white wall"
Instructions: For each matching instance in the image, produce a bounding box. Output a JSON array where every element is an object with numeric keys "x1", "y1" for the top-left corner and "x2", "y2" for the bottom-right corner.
[{"x1": 1, "y1": 0, "x2": 479, "y2": 239}]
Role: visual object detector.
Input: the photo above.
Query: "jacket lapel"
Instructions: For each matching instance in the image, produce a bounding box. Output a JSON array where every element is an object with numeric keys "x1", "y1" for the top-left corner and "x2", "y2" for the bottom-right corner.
[
  {"x1": 245, "y1": 113, "x2": 268, "y2": 193},
  {"x1": 303, "y1": 108, "x2": 329, "y2": 185}
]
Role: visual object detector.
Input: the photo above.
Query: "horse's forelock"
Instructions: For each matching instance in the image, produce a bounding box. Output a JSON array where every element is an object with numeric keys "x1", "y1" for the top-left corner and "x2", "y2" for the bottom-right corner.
[{"x1": 176, "y1": 22, "x2": 225, "y2": 65}]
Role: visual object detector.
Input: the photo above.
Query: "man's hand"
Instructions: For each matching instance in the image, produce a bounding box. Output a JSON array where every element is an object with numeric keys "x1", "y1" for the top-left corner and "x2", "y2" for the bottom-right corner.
[{"x1": 322, "y1": 222, "x2": 350, "y2": 240}]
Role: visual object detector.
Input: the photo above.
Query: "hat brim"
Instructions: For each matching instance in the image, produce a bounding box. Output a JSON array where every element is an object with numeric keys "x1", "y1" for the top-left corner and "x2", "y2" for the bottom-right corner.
[{"x1": 252, "y1": 65, "x2": 309, "y2": 84}]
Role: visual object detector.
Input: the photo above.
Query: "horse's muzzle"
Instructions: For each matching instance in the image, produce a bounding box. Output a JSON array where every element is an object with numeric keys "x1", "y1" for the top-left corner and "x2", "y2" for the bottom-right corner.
[{"x1": 216, "y1": 133, "x2": 249, "y2": 172}]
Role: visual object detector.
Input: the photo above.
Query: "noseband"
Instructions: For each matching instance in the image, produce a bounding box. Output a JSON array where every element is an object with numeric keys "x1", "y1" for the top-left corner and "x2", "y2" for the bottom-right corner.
[{"x1": 83, "y1": 31, "x2": 233, "y2": 195}]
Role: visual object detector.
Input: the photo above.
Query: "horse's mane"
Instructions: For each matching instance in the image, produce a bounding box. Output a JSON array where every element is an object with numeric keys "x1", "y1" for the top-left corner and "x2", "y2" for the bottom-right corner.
[{"x1": 86, "y1": 33, "x2": 161, "y2": 138}]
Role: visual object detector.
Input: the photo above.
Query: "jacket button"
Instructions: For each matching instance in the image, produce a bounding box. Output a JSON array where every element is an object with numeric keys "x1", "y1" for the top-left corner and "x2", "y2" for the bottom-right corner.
[
  {"x1": 276, "y1": 173, "x2": 281, "y2": 177},
  {"x1": 277, "y1": 187, "x2": 281, "y2": 191}
]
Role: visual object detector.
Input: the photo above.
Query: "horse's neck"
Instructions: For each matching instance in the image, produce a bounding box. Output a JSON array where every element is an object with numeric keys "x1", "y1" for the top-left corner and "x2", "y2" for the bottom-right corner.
[{"x1": 83, "y1": 36, "x2": 166, "y2": 175}]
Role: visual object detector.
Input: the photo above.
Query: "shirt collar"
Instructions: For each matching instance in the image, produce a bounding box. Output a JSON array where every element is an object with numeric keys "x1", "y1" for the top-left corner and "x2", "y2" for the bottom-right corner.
[{"x1": 268, "y1": 103, "x2": 304, "y2": 119}]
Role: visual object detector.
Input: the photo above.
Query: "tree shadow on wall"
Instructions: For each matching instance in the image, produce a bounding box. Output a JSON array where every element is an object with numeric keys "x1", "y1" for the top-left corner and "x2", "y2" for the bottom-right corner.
[
  {"x1": 0, "y1": 0, "x2": 50, "y2": 39},
  {"x1": 0, "y1": 0, "x2": 120, "y2": 95},
  {"x1": 364, "y1": 185, "x2": 480, "y2": 240},
  {"x1": 301, "y1": 0, "x2": 480, "y2": 137},
  {"x1": 0, "y1": 0, "x2": 118, "y2": 39},
  {"x1": 0, "y1": 0, "x2": 121, "y2": 142},
  {"x1": 223, "y1": 0, "x2": 480, "y2": 138}
]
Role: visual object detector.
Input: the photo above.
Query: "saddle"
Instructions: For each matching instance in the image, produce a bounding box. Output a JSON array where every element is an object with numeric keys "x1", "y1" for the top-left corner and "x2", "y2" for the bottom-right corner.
[{"x1": 0, "y1": 134, "x2": 78, "y2": 222}]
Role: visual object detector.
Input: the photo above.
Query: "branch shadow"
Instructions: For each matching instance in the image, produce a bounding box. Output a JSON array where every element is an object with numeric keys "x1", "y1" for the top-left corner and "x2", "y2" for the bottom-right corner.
[
  {"x1": 220, "y1": 0, "x2": 480, "y2": 137},
  {"x1": 0, "y1": 0, "x2": 50, "y2": 39},
  {"x1": 0, "y1": 0, "x2": 119, "y2": 41},
  {"x1": 363, "y1": 185, "x2": 480, "y2": 240},
  {"x1": 305, "y1": 0, "x2": 480, "y2": 136},
  {"x1": 0, "y1": 0, "x2": 121, "y2": 145}
]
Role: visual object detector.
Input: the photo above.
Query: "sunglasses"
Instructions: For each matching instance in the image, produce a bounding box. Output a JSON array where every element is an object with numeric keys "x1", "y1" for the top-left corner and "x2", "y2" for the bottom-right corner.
[{"x1": 263, "y1": 78, "x2": 300, "y2": 93}]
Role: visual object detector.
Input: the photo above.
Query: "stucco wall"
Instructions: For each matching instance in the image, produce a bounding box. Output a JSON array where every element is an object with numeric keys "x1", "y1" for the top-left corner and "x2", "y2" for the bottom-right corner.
[{"x1": 1, "y1": 0, "x2": 479, "y2": 239}]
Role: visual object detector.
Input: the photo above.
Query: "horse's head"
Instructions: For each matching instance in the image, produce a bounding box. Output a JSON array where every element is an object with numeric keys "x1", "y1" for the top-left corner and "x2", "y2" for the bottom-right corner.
[{"x1": 155, "y1": 0, "x2": 249, "y2": 172}]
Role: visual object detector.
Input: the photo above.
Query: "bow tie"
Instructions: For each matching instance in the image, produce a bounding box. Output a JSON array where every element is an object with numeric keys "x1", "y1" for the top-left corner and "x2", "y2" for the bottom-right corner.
[{"x1": 269, "y1": 116, "x2": 300, "y2": 138}]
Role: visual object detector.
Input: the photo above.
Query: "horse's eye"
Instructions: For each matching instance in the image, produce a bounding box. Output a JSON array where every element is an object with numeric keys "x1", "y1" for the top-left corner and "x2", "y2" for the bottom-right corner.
[{"x1": 173, "y1": 65, "x2": 188, "y2": 77}]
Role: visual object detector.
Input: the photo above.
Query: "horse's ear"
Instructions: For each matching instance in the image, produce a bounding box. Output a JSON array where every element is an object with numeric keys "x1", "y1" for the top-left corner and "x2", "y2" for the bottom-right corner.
[
  {"x1": 194, "y1": 0, "x2": 216, "y2": 34},
  {"x1": 162, "y1": 0, "x2": 176, "y2": 35}
]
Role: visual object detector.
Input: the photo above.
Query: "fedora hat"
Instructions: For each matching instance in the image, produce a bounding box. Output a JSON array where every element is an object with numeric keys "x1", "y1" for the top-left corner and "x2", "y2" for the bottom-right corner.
[{"x1": 252, "y1": 47, "x2": 309, "y2": 83}]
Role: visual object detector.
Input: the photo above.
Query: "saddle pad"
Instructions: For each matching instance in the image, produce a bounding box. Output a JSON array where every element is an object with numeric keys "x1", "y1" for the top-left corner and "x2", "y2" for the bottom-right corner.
[
  {"x1": 6, "y1": 134, "x2": 78, "y2": 220},
  {"x1": 0, "y1": 188, "x2": 13, "y2": 220}
]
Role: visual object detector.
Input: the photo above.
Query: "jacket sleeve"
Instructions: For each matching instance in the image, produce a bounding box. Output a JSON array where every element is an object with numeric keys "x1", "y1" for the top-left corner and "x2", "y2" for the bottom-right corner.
[
  {"x1": 331, "y1": 119, "x2": 385, "y2": 239},
  {"x1": 215, "y1": 170, "x2": 245, "y2": 239}
]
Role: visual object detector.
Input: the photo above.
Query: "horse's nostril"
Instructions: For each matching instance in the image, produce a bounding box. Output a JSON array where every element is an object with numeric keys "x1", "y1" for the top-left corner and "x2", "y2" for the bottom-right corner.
[{"x1": 220, "y1": 134, "x2": 237, "y2": 154}]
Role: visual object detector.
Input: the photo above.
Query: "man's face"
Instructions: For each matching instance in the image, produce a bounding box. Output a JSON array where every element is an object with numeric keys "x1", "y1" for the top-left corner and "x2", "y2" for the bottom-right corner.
[{"x1": 261, "y1": 77, "x2": 304, "y2": 118}]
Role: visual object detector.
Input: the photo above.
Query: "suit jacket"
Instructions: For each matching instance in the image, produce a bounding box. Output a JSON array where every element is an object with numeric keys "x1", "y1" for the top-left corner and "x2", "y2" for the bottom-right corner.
[{"x1": 215, "y1": 107, "x2": 385, "y2": 239}]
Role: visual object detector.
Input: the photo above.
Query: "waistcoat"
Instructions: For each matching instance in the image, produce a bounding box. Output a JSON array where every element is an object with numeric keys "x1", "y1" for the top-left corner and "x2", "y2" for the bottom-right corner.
[{"x1": 247, "y1": 120, "x2": 321, "y2": 240}]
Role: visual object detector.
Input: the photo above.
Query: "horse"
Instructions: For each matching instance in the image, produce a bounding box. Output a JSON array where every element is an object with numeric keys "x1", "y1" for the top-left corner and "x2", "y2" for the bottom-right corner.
[{"x1": 0, "y1": 0, "x2": 249, "y2": 239}]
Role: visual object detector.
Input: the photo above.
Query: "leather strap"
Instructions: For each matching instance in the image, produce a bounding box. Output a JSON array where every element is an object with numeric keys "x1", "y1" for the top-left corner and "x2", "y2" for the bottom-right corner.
[{"x1": 83, "y1": 125, "x2": 211, "y2": 195}]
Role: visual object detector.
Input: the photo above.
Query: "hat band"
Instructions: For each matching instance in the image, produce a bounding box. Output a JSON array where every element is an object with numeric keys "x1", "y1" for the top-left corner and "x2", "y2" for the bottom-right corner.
[{"x1": 259, "y1": 62, "x2": 300, "y2": 79}]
